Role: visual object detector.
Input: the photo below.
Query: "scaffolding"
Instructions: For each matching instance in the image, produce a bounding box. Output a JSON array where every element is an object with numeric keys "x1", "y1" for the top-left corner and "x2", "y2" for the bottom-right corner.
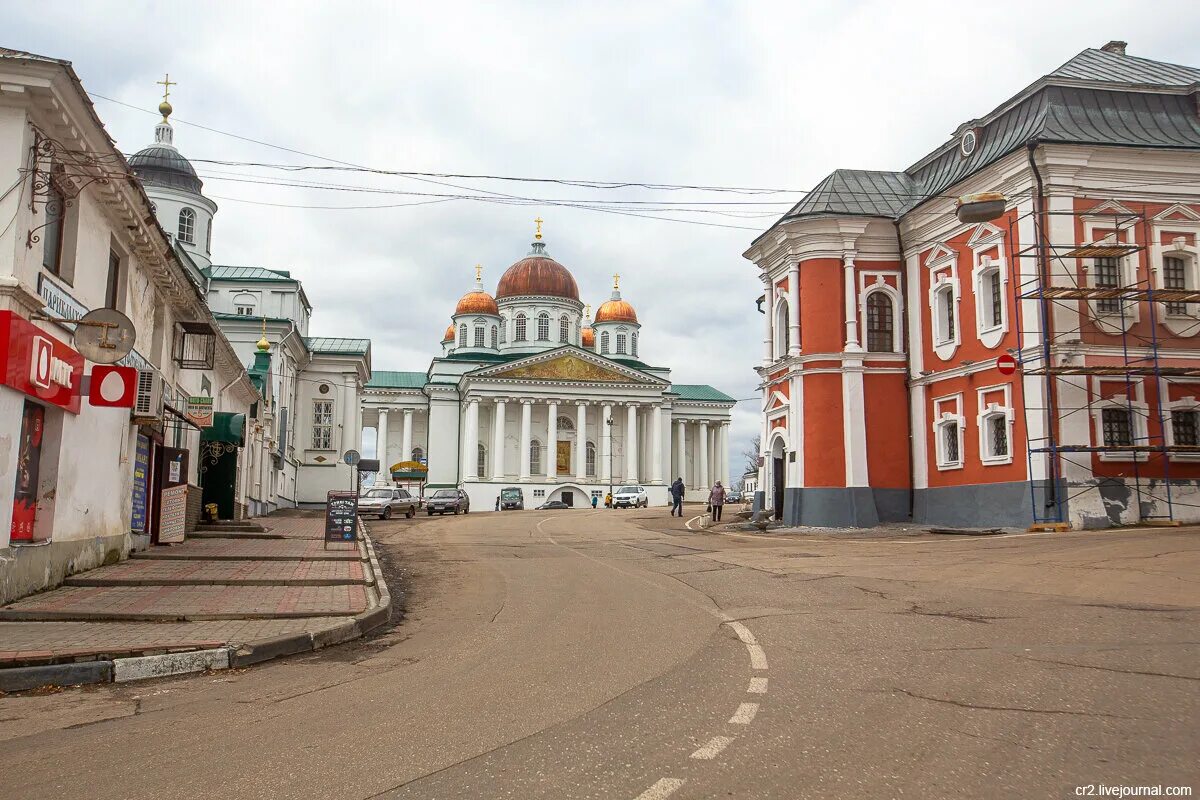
[{"x1": 1007, "y1": 205, "x2": 1200, "y2": 526}]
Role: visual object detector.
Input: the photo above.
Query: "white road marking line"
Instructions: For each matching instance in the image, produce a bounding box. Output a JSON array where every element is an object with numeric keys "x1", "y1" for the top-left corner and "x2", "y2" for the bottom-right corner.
[
  {"x1": 729, "y1": 702, "x2": 759, "y2": 724},
  {"x1": 690, "y1": 735, "x2": 735, "y2": 760},
  {"x1": 635, "y1": 778, "x2": 685, "y2": 799},
  {"x1": 746, "y1": 643, "x2": 769, "y2": 670},
  {"x1": 748, "y1": 676, "x2": 768, "y2": 694},
  {"x1": 684, "y1": 515, "x2": 702, "y2": 530},
  {"x1": 725, "y1": 621, "x2": 757, "y2": 645}
]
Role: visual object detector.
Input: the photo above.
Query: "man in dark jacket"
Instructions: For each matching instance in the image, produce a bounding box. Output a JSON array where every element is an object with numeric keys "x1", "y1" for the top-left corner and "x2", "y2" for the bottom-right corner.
[{"x1": 669, "y1": 477, "x2": 685, "y2": 517}]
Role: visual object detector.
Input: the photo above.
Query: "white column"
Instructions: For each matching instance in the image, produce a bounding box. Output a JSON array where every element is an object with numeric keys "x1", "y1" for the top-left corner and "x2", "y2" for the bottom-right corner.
[
  {"x1": 545, "y1": 401, "x2": 558, "y2": 481},
  {"x1": 376, "y1": 408, "x2": 390, "y2": 470},
  {"x1": 342, "y1": 375, "x2": 357, "y2": 455},
  {"x1": 492, "y1": 400, "x2": 506, "y2": 480},
  {"x1": 844, "y1": 250, "x2": 862, "y2": 352},
  {"x1": 519, "y1": 400, "x2": 532, "y2": 482},
  {"x1": 463, "y1": 397, "x2": 480, "y2": 479},
  {"x1": 718, "y1": 422, "x2": 729, "y2": 485},
  {"x1": 788, "y1": 261, "x2": 801, "y2": 357},
  {"x1": 625, "y1": 404, "x2": 639, "y2": 483},
  {"x1": 651, "y1": 405, "x2": 663, "y2": 484},
  {"x1": 675, "y1": 419, "x2": 686, "y2": 484},
  {"x1": 575, "y1": 402, "x2": 587, "y2": 482},
  {"x1": 601, "y1": 404, "x2": 612, "y2": 482},
  {"x1": 763, "y1": 279, "x2": 775, "y2": 366},
  {"x1": 401, "y1": 409, "x2": 413, "y2": 463},
  {"x1": 698, "y1": 421, "x2": 710, "y2": 490}
]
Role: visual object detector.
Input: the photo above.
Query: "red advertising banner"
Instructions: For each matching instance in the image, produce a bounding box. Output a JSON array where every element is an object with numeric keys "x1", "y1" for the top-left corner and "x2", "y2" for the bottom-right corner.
[
  {"x1": 0, "y1": 310, "x2": 84, "y2": 413},
  {"x1": 10, "y1": 401, "x2": 45, "y2": 543}
]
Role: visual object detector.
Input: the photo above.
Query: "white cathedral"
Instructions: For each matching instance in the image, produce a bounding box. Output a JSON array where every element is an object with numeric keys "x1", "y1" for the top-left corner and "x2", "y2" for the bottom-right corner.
[{"x1": 130, "y1": 91, "x2": 734, "y2": 511}]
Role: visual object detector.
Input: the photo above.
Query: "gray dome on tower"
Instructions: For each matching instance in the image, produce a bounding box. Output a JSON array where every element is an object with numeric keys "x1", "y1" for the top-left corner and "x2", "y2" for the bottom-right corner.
[{"x1": 127, "y1": 145, "x2": 203, "y2": 193}]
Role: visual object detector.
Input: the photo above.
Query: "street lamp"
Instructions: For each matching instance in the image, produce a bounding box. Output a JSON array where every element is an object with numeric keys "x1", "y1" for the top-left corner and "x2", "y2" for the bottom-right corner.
[{"x1": 606, "y1": 416, "x2": 615, "y2": 508}]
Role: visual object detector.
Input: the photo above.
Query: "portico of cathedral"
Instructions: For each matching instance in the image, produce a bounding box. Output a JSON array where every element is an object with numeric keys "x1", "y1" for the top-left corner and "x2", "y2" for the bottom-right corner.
[{"x1": 362, "y1": 226, "x2": 735, "y2": 508}]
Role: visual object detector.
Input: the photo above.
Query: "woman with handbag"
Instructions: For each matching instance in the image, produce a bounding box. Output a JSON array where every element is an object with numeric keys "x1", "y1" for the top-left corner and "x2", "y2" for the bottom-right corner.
[{"x1": 708, "y1": 481, "x2": 726, "y2": 522}]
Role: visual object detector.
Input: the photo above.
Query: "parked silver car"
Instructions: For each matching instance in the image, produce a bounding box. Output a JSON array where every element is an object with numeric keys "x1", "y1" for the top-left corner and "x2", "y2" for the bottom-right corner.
[
  {"x1": 612, "y1": 486, "x2": 648, "y2": 508},
  {"x1": 358, "y1": 488, "x2": 418, "y2": 520}
]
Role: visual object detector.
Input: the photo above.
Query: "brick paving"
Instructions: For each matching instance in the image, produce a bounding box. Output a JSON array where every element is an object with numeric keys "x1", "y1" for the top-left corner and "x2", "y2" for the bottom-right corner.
[
  {"x1": 133, "y1": 537, "x2": 362, "y2": 561},
  {"x1": 65, "y1": 558, "x2": 368, "y2": 586},
  {"x1": 0, "y1": 583, "x2": 369, "y2": 621},
  {"x1": 0, "y1": 617, "x2": 351, "y2": 666}
]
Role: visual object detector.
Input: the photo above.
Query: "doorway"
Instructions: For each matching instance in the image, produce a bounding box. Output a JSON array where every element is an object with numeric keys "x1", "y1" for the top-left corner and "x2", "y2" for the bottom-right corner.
[
  {"x1": 771, "y1": 435, "x2": 786, "y2": 522},
  {"x1": 562, "y1": 490, "x2": 574, "y2": 507}
]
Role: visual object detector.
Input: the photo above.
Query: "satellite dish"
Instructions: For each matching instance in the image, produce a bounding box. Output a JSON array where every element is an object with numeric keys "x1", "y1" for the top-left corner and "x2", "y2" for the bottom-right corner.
[{"x1": 73, "y1": 308, "x2": 136, "y2": 364}]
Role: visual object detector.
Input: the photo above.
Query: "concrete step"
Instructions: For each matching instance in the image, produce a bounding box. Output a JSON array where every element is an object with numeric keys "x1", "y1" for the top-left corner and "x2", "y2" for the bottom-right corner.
[{"x1": 64, "y1": 558, "x2": 369, "y2": 588}]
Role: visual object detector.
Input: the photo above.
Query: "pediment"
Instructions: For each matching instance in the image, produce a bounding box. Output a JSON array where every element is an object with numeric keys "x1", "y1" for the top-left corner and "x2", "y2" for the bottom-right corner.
[
  {"x1": 472, "y1": 348, "x2": 664, "y2": 385},
  {"x1": 1084, "y1": 200, "x2": 1136, "y2": 219},
  {"x1": 923, "y1": 243, "x2": 956, "y2": 267},
  {"x1": 765, "y1": 390, "x2": 789, "y2": 412},
  {"x1": 1155, "y1": 204, "x2": 1200, "y2": 223},
  {"x1": 966, "y1": 222, "x2": 1003, "y2": 248}
]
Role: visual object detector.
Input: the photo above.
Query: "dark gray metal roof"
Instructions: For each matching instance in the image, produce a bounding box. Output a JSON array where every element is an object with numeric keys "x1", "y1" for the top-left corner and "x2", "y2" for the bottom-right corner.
[
  {"x1": 783, "y1": 170, "x2": 915, "y2": 218},
  {"x1": 1049, "y1": 48, "x2": 1200, "y2": 86},
  {"x1": 128, "y1": 145, "x2": 203, "y2": 193}
]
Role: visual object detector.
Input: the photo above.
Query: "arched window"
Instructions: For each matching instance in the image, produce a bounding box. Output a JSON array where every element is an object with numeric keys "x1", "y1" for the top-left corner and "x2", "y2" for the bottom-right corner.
[
  {"x1": 773, "y1": 301, "x2": 790, "y2": 359},
  {"x1": 477, "y1": 443, "x2": 487, "y2": 477},
  {"x1": 411, "y1": 446, "x2": 424, "y2": 462},
  {"x1": 474, "y1": 326, "x2": 485, "y2": 348},
  {"x1": 499, "y1": 317, "x2": 507, "y2": 344},
  {"x1": 459, "y1": 323, "x2": 468, "y2": 346},
  {"x1": 515, "y1": 313, "x2": 527, "y2": 342},
  {"x1": 205, "y1": 219, "x2": 212, "y2": 252},
  {"x1": 490, "y1": 325, "x2": 498, "y2": 349},
  {"x1": 866, "y1": 292, "x2": 895, "y2": 353},
  {"x1": 530, "y1": 439, "x2": 542, "y2": 474},
  {"x1": 537, "y1": 312, "x2": 550, "y2": 340},
  {"x1": 616, "y1": 333, "x2": 627, "y2": 355},
  {"x1": 631, "y1": 331, "x2": 638, "y2": 357},
  {"x1": 178, "y1": 207, "x2": 196, "y2": 244},
  {"x1": 586, "y1": 441, "x2": 596, "y2": 477},
  {"x1": 600, "y1": 331, "x2": 610, "y2": 354},
  {"x1": 557, "y1": 415, "x2": 574, "y2": 431},
  {"x1": 559, "y1": 315, "x2": 569, "y2": 343},
  {"x1": 233, "y1": 293, "x2": 257, "y2": 316}
]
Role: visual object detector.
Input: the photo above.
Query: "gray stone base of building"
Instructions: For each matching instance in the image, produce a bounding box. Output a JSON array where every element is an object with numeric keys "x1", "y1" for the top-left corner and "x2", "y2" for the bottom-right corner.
[
  {"x1": 912, "y1": 480, "x2": 1042, "y2": 528},
  {"x1": 776, "y1": 487, "x2": 908, "y2": 528},
  {"x1": 0, "y1": 533, "x2": 130, "y2": 605},
  {"x1": 751, "y1": 491, "x2": 764, "y2": 514}
]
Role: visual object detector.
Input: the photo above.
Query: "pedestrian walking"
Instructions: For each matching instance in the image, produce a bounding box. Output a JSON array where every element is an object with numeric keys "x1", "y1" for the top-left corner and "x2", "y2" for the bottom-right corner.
[
  {"x1": 669, "y1": 477, "x2": 685, "y2": 517},
  {"x1": 708, "y1": 481, "x2": 726, "y2": 522},
  {"x1": 591, "y1": 495, "x2": 598, "y2": 509},
  {"x1": 495, "y1": 496, "x2": 500, "y2": 511},
  {"x1": 604, "y1": 492, "x2": 613, "y2": 508}
]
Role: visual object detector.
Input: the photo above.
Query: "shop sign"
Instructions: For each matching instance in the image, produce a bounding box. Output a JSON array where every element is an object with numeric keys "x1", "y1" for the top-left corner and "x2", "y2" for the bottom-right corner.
[
  {"x1": 89, "y1": 365, "x2": 138, "y2": 408},
  {"x1": 0, "y1": 310, "x2": 84, "y2": 413},
  {"x1": 325, "y1": 490, "x2": 359, "y2": 545},
  {"x1": 37, "y1": 273, "x2": 87, "y2": 331},
  {"x1": 10, "y1": 401, "x2": 45, "y2": 543},
  {"x1": 158, "y1": 484, "x2": 187, "y2": 544},
  {"x1": 131, "y1": 434, "x2": 150, "y2": 534},
  {"x1": 186, "y1": 396, "x2": 214, "y2": 428}
]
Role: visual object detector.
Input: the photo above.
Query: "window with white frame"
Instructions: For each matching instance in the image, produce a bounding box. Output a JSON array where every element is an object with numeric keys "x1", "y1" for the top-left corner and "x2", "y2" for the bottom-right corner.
[
  {"x1": 631, "y1": 331, "x2": 638, "y2": 357},
  {"x1": 616, "y1": 333, "x2": 627, "y2": 354},
  {"x1": 459, "y1": 323, "x2": 468, "y2": 346},
  {"x1": 477, "y1": 443, "x2": 487, "y2": 476},
  {"x1": 499, "y1": 318, "x2": 507, "y2": 344},
  {"x1": 586, "y1": 441, "x2": 596, "y2": 476},
  {"x1": 234, "y1": 293, "x2": 257, "y2": 316},
  {"x1": 1171, "y1": 408, "x2": 1199, "y2": 447},
  {"x1": 178, "y1": 207, "x2": 196, "y2": 244},
  {"x1": 491, "y1": 325, "x2": 498, "y2": 349},
  {"x1": 773, "y1": 300, "x2": 790, "y2": 359},
  {"x1": 865, "y1": 291, "x2": 894, "y2": 353},
  {"x1": 600, "y1": 331, "x2": 610, "y2": 354},
  {"x1": 530, "y1": 439, "x2": 542, "y2": 474},
  {"x1": 934, "y1": 412, "x2": 964, "y2": 469},
  {"x1": 205, "y1": 219, "x2": 212, "y2": 252},
  {"x1": 1163, "y1": 255, "x2": 1188, "y2": 316},
  {"x1": 974, "y1": 258, "x2": 1004, "y2": 333},
  {"x1": 1101, "y1": 407, "x2": 1133, "y2": 447},
  {"x1": 312, "y1": 399, "x2": 334, "y2": 449},
  {"x1": 474, "y1": 326, "x2": 485, "y2": 348},
  {"x1": 515, "y1": 313, "x2": 527, "y2": 341},
  {"x1": 932, "y1": 282, "x2": 957, "y2": 345},
  {"x1": 559, "y1": 315, "x2": 569, "y2": 343},
  {"x1": 979, "y1": 406, "x2": 1011, "y2": 463},
  {"x1": 1094, "y1": 257, "x2": 1122, "y2": 314},
  {"x1": 537, "y1": 313, "x2": 550, "y2": 341}
]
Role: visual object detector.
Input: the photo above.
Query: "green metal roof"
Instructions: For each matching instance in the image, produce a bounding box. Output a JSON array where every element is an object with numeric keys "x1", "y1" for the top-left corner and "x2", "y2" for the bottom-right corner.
[
  {"x1": 305, "y1": 337, "x2": 371, "y2": 356},
  {"x1": 212, "y1": 312, "x2": 295, "y2": 323},
  {"x1": 672, "y1": 384, "x2": 736, "y2": 403},
  {"x1": 610, "y1": 357, "x2": 659, "y2": 371},
  {"x1": 440, "y1": 351, "x2": 522, "y2": 363},
  {"x1": 204, "y1": 265, "x2": 295, "y2": 282},
  {"x1": 366, "y1": 371, "x2": 426, "y2": 389}
]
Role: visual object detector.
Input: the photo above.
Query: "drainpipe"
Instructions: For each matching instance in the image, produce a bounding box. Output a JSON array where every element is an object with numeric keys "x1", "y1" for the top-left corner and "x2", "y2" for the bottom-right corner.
[
  {"x1": 1026, "y1": 139, "x2": 1059, "y2": 514},
  {"x1": 894, "y1": 219, "x2": 917, "y2": 519}
]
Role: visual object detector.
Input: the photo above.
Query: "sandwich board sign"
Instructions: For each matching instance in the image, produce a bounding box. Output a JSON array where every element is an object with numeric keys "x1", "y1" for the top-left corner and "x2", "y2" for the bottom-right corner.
[{"x1": 325, "y1": 490, "x2": 358, "y2": 547}]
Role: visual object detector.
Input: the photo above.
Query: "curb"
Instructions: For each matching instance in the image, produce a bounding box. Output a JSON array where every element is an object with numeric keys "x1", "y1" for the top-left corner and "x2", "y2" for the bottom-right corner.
[
  {"x1": 113, "y1": 647, "x2": 232, "y2": 682},
  {"x1": 0, "y1": 660, "x2": 114, "y2": 693}
]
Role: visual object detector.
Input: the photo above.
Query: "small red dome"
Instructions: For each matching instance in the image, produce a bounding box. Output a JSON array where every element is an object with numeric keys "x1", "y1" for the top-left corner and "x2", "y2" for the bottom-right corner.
[
  {"x1": 443, "y1": 323, "x2": 455, "y2": 342},
  {"x1": 595, "y1": 298, "x2": 638, "y2": 324},
  {"x1": 581, "y1": 326, "x2": 595, "y2": 348},
  {"x1": 455, "y1": 290, "x2": 498, "y2": 315}
]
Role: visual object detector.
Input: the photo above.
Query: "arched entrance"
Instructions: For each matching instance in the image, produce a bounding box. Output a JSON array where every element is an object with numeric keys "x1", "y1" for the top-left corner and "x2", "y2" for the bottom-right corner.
[
  {"x1": 548, "y1": 483, "x2": 589, "y2": 508},
  {"x1": 770, "y1": 434, "x2": 786, "y2": 521}
]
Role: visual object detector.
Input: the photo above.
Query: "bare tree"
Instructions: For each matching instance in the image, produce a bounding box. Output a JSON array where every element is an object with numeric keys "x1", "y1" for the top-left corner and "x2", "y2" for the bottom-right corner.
[{"x1": 741, "y1": 435, "x2": 761, "y2": 479}]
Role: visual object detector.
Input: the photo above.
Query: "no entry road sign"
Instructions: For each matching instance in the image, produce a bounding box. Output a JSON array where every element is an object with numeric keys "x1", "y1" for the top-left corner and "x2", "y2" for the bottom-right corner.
[{"x1": 997, "y1": 354, "x2": 1017, "y2": 375}]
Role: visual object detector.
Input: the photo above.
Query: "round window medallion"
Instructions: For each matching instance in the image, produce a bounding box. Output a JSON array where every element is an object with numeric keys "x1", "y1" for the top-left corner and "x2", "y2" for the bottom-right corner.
[
  {"x1": 960, "y1": 129, "x2": 978, "y2": 157},
  {"x1": 319, "y1": 384, "x2": 330, "y2": 394}
]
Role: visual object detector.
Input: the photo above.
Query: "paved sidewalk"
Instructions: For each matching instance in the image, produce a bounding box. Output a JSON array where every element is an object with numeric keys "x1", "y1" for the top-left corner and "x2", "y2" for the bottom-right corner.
[{"x1": 0, "y1": 513, "x2": 390, "y2": 679}]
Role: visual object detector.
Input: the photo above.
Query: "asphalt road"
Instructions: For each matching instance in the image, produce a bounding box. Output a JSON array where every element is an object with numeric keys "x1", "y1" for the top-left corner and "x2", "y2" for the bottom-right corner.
[{"x1": 0, "y1": 508, "x2": 1197, "y2": 799}]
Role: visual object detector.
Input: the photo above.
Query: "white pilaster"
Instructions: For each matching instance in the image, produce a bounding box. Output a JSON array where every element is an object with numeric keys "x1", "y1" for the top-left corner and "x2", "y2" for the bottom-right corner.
[
  {"x1": 675, "y1": 420, "x2": 686, "y2": 484},
  {"x1": 763, "y1": 278, "x2": 775, "y2": 366},
  {"x1": 625, "y1": 404, "x2": 639, "y2": 483},
  {"x1": 492, "y1": 400, "x2": 506, "y2": 480},
  {"x1": 651, "y1": 405, "x2": 663, "y2": 483},
  {"x1": 699, "y1": 421, "x2": 710, "y2": 489},
  {"x1": 788, "y1": 261, "x2": 801, "y2": 357},
  {"x1": 464, "y1": 397, "x2": 480, "y2": 480},
  {"x1": 342, "y1": 375, "x2": 356, "y2": 455},
  {"x1": 401, "y1": 409, "x2": 413, "y2": 463},
  {"x1": 376, "y1": 407, "x2": 390, "y2": 469},
  {"x1": 575, "y1": 402, "x2": 587, "y2": 482},
  {"x1": 601, "y1": 404, "x2": 612, "y2": 482},
  {"x1": 546, "y1": 401, "x2": 558, "y2": 481},
  {"x1": 519, "y1": 400, "x2": 532, "y2": 482},
  {"x1": 843, "y1": 250, "x2": 862, "y2": 352},
  {"x1": 718, "y1": 422, "x2": 728, "y2": 484}
]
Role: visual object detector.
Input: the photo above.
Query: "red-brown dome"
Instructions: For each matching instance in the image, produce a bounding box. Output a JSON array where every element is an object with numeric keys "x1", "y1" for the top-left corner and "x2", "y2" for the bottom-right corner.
[
  {"x1": 595, "y1": 298, "x2": 638, "y2": 324},
  {"x1": 455, "y1": 290, "x2": 498, "y2": 315},
  {"x1": 496, "y1": 243, "x2": 579, "y2": 301},
  {"x1": 443, "y1": 323, "x2": 455, "y2": 342},
  {"x1": 581, "y1": 326, "x2": 595, "y2": 348}
]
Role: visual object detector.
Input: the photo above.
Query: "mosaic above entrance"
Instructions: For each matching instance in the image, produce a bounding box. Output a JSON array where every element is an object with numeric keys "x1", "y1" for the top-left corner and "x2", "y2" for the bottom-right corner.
[{"x1": 491, "y1": 354, "x2": 638, "y2": 383}]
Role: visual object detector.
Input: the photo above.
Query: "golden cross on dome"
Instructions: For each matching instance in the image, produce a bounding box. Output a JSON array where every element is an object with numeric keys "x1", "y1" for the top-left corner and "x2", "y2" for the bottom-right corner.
[
  {"x1": 474, "y1": 263, "x2": 482, "y2": 282},
  {"x1": 613, "y1": 273, "x2": 621, "y2": 290},
  {"x1": 157, "y1": 73, "x2": 176, "y2": 103},
  {"x1": 534, "y1": 217, "x2": 544, "y2": 241}
]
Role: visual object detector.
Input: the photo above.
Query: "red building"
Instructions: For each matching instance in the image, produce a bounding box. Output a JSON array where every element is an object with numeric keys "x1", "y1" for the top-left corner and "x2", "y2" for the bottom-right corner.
[{"x1": 745, "y1": 42, "x2": 1200, "y2": 529}]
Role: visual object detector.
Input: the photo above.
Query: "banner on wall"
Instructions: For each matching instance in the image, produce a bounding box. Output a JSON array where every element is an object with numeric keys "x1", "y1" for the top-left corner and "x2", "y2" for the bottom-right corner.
[
  {"x1": 131, "y1": 434, "x2": 150, "y2": 534},
  {"x1": 10, "y1": 401, "x2": 45, "y2": 543}
]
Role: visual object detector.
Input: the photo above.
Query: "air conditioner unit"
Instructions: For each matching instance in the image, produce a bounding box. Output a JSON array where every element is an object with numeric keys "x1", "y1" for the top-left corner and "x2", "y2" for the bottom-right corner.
[{"x1": 131, "y1": 369, "x2": 163, "y2": 422}]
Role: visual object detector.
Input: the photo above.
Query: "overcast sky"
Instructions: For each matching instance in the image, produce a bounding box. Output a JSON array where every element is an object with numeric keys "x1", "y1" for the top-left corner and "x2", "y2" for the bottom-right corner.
[{"x1": 6, "y1": 1, "x2": 1200, "y2": 479}]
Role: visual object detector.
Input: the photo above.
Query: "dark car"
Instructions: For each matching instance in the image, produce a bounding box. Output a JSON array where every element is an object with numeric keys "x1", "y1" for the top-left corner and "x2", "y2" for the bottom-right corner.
[
  {"x1": 427, "y1": 488, "x2": 470, "y2": 515},
  {"x1": 536, "y1": 500, "x2": 570, "y2": 510},
  {"x1": 500, "y1": 486, "x2": 524, "y2": 511}
]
